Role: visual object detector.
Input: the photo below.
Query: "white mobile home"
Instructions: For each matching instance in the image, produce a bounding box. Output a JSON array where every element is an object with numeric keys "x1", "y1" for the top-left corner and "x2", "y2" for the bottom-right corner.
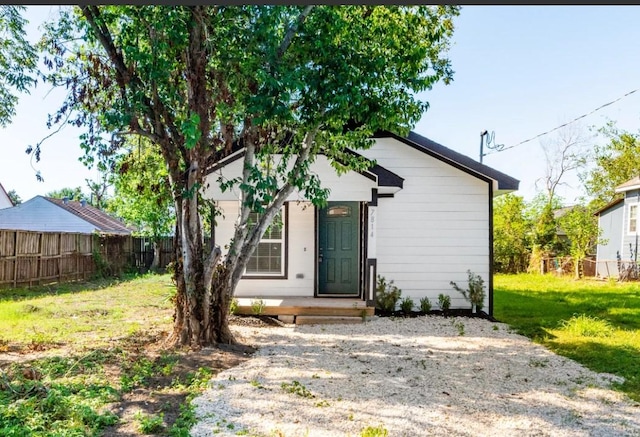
[{"x1": 202, "y1": 131, "x2": 519, "y2": 316}]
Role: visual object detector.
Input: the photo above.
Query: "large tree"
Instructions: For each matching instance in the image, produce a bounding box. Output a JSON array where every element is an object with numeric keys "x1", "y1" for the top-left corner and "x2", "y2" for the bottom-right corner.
[
  {"x1": 536, "y1": 123, "x2": 588, "y2": 206},
  {"x1": 0, "y1": 6, "x2": 37, "y2": 127},
  {"x1": 493, "y1": 193, "x2": 530, "y2": 273},
  {"x1": 37, "y1": 5, "x2": 459, "y2": 346},
  {"x1": 558, "y1": 205, "x2": 602, "y2": 279},
  {"x1": 582, "y1": 122, "x2": 640, "y2": 209}
]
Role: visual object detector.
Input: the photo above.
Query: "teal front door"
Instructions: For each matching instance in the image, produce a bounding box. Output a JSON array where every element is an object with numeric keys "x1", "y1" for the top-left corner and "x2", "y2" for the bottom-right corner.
[{"x1": 318, "y1": 202, "x2": 359, "y2": 295}]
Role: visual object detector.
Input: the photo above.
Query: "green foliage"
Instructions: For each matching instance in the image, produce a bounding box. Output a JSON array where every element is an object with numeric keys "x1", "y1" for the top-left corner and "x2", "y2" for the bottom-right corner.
[
  {"x1": 558, "y1": 205, "x2": 603, "y2": 278},
  {"x1": 419, "y1": 297, "x2": 432, "y2": 313},
  {"x1": 120, "y1": 356, "x2": 156, "y2": 392},
  {"x1": 452, "y1": 320, "x2": 465, "y2": 336},
  {"x1": 450, "y1": 270, "x2": 486, "y2": 312},
  {"x1": 92, "y1": 247, "x2": 112, "y2": 279},
  {"x1": 229, "y1": 298, "x2": 239, "y2": 315},
  {"x1": 106, "y1": 139, "x2": 175, "y2": 239},
  {"x1": 399, "y1": 296, "x2": 414, "y2": 313},
  {"x1": 375, "y1": 275, "x2": 402, "y2": 312},
  {"x1": 135, "y1": 411, "x2": 165, "y2": 434},
  {"x1": 437, "y1": 294, "x2": 451, "y2": 312},
  {"x1": 493, "y1": 194, "x2": 530, "y2": 273},
  {"x1": 582, "y1": 122, "x2": 640, "y2": 209},
  {"x1": 6, "y1": 189, "x2": 21, "y2": 205},
  {"x1": 46, "y1": 186, "x2": 86, "y2": 202},
  {"x1": 560, "y1": 314, "x2": 615, "y2": 338},
  {"x1": 250, "y1": 298, "x2": 265, "y2": 315},
  {"x1": 495, "y1": 273, "x2": 640, "y2": 401},
  {"x1": 533, "y1": 204, "x2": 558, "y2": 253},
  {"x1": 0, "y1": 6, "x2": 37, "y2": 127},
  {"x1": 281, "y1": 380, "x2": 314, "y2": 398},
  {"x1": 360, "y1": 425, "x2": 389, "y2": 437}
]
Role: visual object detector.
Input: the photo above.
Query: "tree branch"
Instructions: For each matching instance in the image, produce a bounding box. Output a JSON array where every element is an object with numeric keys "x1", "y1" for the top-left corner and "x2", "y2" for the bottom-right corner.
[{"x1": 276, "y1": 5, "x2": 314, "y2": 59}]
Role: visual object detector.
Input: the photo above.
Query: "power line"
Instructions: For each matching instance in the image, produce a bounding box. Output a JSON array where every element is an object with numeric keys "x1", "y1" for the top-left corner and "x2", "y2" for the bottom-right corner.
[{"x1": 485, "y1": 87, "x2": 640, "y2": 155}]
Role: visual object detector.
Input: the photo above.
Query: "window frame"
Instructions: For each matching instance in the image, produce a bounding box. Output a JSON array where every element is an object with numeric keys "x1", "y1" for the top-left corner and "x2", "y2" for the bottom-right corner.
[
  {"x1": 242, "y1": 203, "x2": 288, "y2": 279},
  {"x1": 628, "y1": 203, "x2": 638, "y2": 235}
]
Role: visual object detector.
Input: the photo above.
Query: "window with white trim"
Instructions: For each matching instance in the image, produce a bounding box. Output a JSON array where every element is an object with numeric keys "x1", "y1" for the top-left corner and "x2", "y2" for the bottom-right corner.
[
  {"x1": 629, "y1": 204, "x2": 638, "y2": 234},
  {"x1": 245, "y1": 207, "x2": 286, "y2": 276}
]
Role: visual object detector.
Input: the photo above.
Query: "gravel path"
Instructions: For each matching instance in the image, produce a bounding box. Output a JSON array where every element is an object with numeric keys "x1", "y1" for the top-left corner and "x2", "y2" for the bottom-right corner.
[{"x1": 191, "y1": 316, "x2": 640, "y2": 437}]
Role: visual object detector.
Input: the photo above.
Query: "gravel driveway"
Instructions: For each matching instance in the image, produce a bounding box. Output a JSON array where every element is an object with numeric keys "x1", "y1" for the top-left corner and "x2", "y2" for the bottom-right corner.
[{"x1": 190, "y1": 316, "x2": 640, "y2": 437}]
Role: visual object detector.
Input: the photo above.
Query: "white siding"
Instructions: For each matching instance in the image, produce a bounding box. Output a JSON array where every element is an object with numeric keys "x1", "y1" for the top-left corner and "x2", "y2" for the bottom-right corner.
[
  {"x1": 203, "y1": 154, "x2": 375, "y2": 202},
  {"x1": 214, "y1": 200, "x2": 316, "y2": 297},
  {"x1": 0, "y1": 184, "x2": 12, "y2": 209},
  {"x1": 0, "y1": 196, "x2": 97, "y2": 233},
  {"x1": 361, "y1": 138, "x2": 490, "y2": 310}
]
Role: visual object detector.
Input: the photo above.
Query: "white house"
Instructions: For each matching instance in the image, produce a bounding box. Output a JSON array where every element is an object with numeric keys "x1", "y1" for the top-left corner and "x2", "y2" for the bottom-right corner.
[
  {"x1": 202, "y1": 131, "x2": 519, "y2": 316},
  {"x1": 0, "y1": 196, "x2": 132, "y2": 235},
  {"x1": 0, "y1": 183, "x2": 13, "y2": 209}
]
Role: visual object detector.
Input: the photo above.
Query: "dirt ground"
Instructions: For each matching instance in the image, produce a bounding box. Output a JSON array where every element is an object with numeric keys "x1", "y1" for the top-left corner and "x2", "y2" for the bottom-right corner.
[
  {"x1": 100, "y1": 316, "x2": 284, "y2": 436},
  {"x1": 0, "y1": 315, "x2": 281, "y2": 437}
]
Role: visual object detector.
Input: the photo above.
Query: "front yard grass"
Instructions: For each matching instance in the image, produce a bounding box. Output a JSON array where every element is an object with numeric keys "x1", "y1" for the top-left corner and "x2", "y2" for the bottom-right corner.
[
  {"x1": 494, "y1": 273, "x2": 640, "y2": 402},
  {"x1": 0, "y1": 273, "x2": 252, "y2": 436}
]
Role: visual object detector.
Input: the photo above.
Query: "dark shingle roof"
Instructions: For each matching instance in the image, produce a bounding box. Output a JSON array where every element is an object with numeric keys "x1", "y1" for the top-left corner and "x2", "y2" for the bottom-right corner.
[{"x1": 45, "y1": 197, "x2": 132, "y2": 235}]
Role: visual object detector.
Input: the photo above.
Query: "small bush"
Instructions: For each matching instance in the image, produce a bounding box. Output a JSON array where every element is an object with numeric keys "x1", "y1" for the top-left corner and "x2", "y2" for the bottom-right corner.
[
  {"x1": 250, "y1": 298, "x2": 265, "y2": 315},
  {"x1": 375, "y1": 275, "x2": 401, "y2": 312},
  {"x1": 229, "y1": 298, "x2": 239, "y2": 315},
  {"x1": 399, "y1": 296, "x2": 414, "y2": 313},
  {"x1": 437, "y1": 294, "x2": 451, "y2": 311},
  {"x1": 450, "y1": 270, "x2": 486, "y2": 312},
  {"x1": 419, "y1": 297, "x2": 431, "y2": 313}
]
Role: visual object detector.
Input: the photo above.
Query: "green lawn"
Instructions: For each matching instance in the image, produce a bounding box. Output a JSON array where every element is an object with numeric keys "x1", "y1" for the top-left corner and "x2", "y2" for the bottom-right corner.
[
  {"x1": 0, "y1": 274, "x2": 175, "y2": 348},
  {"x1": 494, "y1": 273, "x2": 640, "y2": 402},
  {"x1": 0, "y1": 274, "x2": 213, "y2": 436}
]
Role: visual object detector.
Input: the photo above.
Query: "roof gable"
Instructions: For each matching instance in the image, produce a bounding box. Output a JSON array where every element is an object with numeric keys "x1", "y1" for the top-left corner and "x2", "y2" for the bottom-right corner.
[{"x1": 374, "y1": 130, "x2": 519, "y2": 192}]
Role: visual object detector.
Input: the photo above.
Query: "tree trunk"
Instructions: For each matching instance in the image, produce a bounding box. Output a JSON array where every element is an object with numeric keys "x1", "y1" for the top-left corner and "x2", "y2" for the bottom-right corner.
[
  {"x1": 150, "y1": 241, "x2": 160, "y2": 273},
  {"x1": 167, "y1": 192, "x2": 235, "y2": 348}
]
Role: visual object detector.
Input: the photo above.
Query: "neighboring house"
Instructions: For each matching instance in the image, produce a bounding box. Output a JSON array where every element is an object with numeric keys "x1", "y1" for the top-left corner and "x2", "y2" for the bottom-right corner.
[
  {"x1": 202, "y1": 131, "x2": 519, "y2": 315},
  {"x1": 0, "y1": 183, "x2": 13, "y2": 209},
  {"x1": 595, "y1": 176, "x2": 640, "y2": 278},
  {"x1": 0, "y1": 196, "x2": 132, "y2": 235}
]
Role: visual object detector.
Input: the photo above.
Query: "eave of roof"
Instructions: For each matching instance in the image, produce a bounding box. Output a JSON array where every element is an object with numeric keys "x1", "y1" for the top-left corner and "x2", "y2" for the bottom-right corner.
[
  {"x1": 593, "y1": 197, "x2": 624, "y2": 216},
  {"x1": 374, "y1": 130, "x2": 520, "y2": 191},
  {"x1": 615, "y1": 175, "x2": 640, "y2": 193},
  {"x1": 206, "y1": 149, "x2": 404, "y2": 189}
]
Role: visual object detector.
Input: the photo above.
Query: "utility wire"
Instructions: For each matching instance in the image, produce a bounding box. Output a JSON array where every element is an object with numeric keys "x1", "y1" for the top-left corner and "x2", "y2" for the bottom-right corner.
[{"x1": 485, "y1": 88, "x2": 640, "y2": 155}]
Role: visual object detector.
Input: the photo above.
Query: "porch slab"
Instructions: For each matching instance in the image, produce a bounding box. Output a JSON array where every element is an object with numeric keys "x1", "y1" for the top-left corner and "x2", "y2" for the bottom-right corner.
[{"x1": 234, "y1": 297, "x2": 374, "y2": 318}]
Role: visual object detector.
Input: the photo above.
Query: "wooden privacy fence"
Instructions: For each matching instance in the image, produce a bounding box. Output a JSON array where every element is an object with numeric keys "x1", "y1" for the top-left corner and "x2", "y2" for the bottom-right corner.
[{"x1": 0, "y1": 230, "x2": 148, "y2": 289}]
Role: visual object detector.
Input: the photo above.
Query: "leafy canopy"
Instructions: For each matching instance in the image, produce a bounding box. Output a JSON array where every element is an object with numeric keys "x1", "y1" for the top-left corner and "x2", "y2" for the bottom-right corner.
[{"x1": 0, "y1": 6, "x2": 37, "y2": 127}]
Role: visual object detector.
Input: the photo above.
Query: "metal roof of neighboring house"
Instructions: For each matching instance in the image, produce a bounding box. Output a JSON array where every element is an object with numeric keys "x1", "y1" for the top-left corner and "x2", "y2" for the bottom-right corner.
[
  {"x1": 44, "y1": 197, "x2": 132, "y2": 235},
  {"x1": 614, "y1": 175, "x2": 640, "y2": 193},
  {"x1": 0, "y1": 196, "x2": 132, "y2": 234}
]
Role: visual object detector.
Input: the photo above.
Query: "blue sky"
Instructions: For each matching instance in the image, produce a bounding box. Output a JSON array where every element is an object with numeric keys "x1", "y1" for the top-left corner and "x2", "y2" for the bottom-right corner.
[{"x1": 2, "y1": 6, "x2": 640, "y2": 203}]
